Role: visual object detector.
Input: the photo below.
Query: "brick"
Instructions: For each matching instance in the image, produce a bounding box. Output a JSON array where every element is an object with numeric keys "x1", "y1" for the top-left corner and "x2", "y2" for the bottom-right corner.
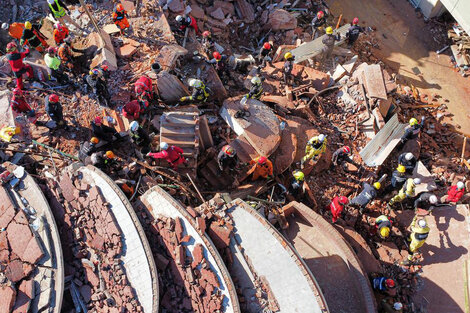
[
  {"x1": 0, "y1": 285, "x2": 16, "y2": 313},
  {"x1": 117, "y1": 44, "x2": 138, "y2": 58},
  {"x1": 85, "y1": 266, "x2": 100, "y2": 287},
  {"x1": 196, "y1": 217, "x2": 206, "y2": 232},
  {"x1": 22, "y1": 236, "x2": 44, "y2": 264},
  {"x1": 191, "y1": 243, "x2": 204, "y2": 268},
  {"x1": 13, "y1": 279, "x2": 33, "y2": 313},
  {"x1": 175, "y1": 244, "x2": 185, "y2": 266},
  {"x1": 201, "y1": 268, "x2": 219, "y2": 288},
  {"x1": 60, "y1": 174, "x2": 76, "y2": 202},
  {"x1": 186, "y1": 207, "x2": 199, "y2": 218},
  {"x1": 174, "y1": 217, "x2": 184, "y2": 242},
  {"x1": 5, "y1": 259, "x2": 26, "y2": 282},
  {"x1": 213, "y1": 1, "x2": 235, "y2": 15},
  {"x1": 7, "y1": 222, "x2": 34, "y2": 263},
  {"x1": 90, "y1": 234, "x2": 105, "y2": 251},
  {"x1": 181, "y1": 235, "x2": 192, "y2": 243},
  {"x1": 207, "y1": 224, "x2": 231, "y2": 249},
  {"x1": 209, "y1": 7, "x2": 225, "y2": 20}
]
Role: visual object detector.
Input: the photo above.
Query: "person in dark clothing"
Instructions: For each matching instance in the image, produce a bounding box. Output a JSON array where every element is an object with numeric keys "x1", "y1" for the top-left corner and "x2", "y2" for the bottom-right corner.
[
  {"x1": 202, "y1": 31, "x2": 215, "y2": 54},
  {"x1": 350, "y1": 182, "x2": 381, "y2": 212},
  {"x1": 91, "y1": 151, "x2": 120, "y2": 174},
  {"x1": 389, "y1": 165, "x2": 407, "y2": 191},
  {"x1": 401, "y1": 117, "x2": 424, "y2": 144},
  {"x1": 129, "y1": 121, "x2": 151, "y2": 154},
  {"x1": 345, "y1": 18, "x2": 364, "y2": 47},
  {"x1": 20, "y1": 21, "x2": 48, "y2": 53},
  {"x1": 283, "y1": 52, "x2": 295, "y2": 86},
  {"x1": 311, "y1": 11, "x2": 326, "y2": 38},
  {"x1": 247, "y1": 76, "x2": 263, "y2": 100},
  {"x1": 217, "y1": 145, "x2": 239, "y2": 172},
  {"x1": 180, "y1": 79, "x2": 210, "y2": 104},
  {"x1": 372, "y1": 277, "x2": 397, "y2": 296},
  {"x1": 86, "y1": 69, "x2": 111, "y2": 107},
  {"x1": 331, "y1": 146, "x2": 359, "y2": 170},
  {"x1": 288, "y1": 170, "x2": 305, "y2": 198},
  {"x1": 207, "y1": 52, "x2": 231, "y2": 83},
  {"x1": 78, "y1": 137, "x2": 99, "y2": 163},
  {"x1": 6, "y1": 42, "x2": 34, "y2": 90},
  {"x1": 414, "y1": 193, "x2": 438, "y2": 212},
  {"x1": 258, "y1": 42, "x2": 273, "y2": 68},
  {"x1": 91, "y1": 116, "x2": 120, "y2": 142},
  {"x1": 398, "y1": 152, "x2": 417, "y2": 174},
  {"x1": 45, "y1": 94, "x2": 65, "y2": 127}
]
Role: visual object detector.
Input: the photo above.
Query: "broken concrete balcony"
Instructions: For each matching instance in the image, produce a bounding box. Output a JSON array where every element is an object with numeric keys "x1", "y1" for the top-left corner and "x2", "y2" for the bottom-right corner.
[
  {"x1": 140, "y1": 186, "x2": 240, "y2": 313},
  {"x1": 283, "y1": 201, "x2": 377, "y2": 313},
  {"x1": 0, "y1": 162, "x2": 64, "y2": 313},
  {"x1": 225, "y1": 199, "x2": 329, "y2": 313}
]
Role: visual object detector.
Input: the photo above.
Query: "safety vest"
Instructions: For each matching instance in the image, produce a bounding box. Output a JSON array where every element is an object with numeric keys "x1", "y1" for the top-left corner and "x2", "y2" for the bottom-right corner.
[
  {"x1": 44, "y1": 54, "x2": 61, "y2": 70},
  {"x1": 49, "y1": 0, "x2": 66, "y2": 18}
]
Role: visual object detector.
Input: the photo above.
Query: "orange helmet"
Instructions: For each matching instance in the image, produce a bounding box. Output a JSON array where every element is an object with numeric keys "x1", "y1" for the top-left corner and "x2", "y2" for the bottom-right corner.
[
  {"x1": 385, "y1": 279, "x2": 396, "y2": 289},
  {"x1": 257, "y1": 156, "x2": 267, "y2": 165},
  {"x1": 106, "y1": 151, "x2": 116, "y2": 159},
  {"x1": 116, "y1": 4, "x2": 124, "y2": 11},
  {"x1": 317, "y1": 11, "x2": 324, "y2": 19},
  {"x1": 213, "y1": 51, "x2": 221, "y2": 60},
  {"x1": 263, "y1": 42, "x2": 271, "y2": 50}
]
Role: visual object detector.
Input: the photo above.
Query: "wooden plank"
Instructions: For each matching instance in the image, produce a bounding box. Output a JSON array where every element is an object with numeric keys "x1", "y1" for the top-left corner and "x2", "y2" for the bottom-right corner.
[
  {"x1": 451, "y1": 44, "x2": 469, "y2": 66},
  {"x1": 342, "y1": 55, "x2": 358, "y2": 73},
  {"x1": 462, "y1": 137, "x2": 467, "y2": 164},
  {"x1": 363, "y1": 64, "x2": 387, "y2": 100}
]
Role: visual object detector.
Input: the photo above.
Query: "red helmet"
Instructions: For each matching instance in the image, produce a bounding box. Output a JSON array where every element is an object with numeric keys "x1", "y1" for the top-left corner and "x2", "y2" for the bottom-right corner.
[
  {"x1": 13, "y1": 88, "x2": 22, "y2": 96},
  {"x1": 202, "y1": 31, "x2": 211, "y2": 38},
  {"x1": 100, "y1": 64, "x2": 109, "y2": 72},
  {"x1": 343, "y1": 146, "x2": 351, "y2": 154},
  {"x1": 317, "y1": 11, "x2": 324, "y2": 19},
  {"x1": 47, "y1": 47, "x2": 56, "y2": 55},
  {"x1": 263, "y1": 42, "x2": 271, "y2": 50},
  {"x1": 94, "y1": 116, "x2": 102, "y2": 124},
  {"x1": 213, "y1": 52, "x2": 221, "y2": 60},
  {"x1": 385, "y1": 279, "x2": 396, "y2": 289},
  {"x1": 6, "y1": 41, "x2": 17, "y2": 52},
  {"x1": 49, "y1": 94, "x2": 59, "y2": 103},
  {"x1": 257, "y1": 156, "x2": 267, "y2": 165},
  {"x1": 222, "y1": 145, "x2": 236, "y2": 156},
  {"x1": 352, "y1": 17, "x2": 359, "y2": 25},
  {"x1": 339, "y1": 196, "x2": 349, "y2": 205},
  {"x1": 116, "y1": 3, "x2": 124, "y2": 11}
]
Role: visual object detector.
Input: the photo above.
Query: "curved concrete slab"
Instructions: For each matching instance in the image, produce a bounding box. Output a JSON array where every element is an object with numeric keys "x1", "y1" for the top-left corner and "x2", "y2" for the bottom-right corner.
[
  {"x1": 76, "y1": 165, "x2": 159, "y2": 313},
  {"x1": 140, "y1": 185, "x2": 240, "y2": 313},
  {"x1": 283, "y1": 201, "x2": 376, "y2": 313},
  {"x1": 227, "y1": 199, "x2": 329, "y2": 313}
]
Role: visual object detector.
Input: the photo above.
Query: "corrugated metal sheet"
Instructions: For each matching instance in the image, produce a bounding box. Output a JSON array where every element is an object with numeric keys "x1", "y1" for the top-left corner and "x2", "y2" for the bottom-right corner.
[{"x1": 359, "y1": 114, "x2": 407, "y2": 167}]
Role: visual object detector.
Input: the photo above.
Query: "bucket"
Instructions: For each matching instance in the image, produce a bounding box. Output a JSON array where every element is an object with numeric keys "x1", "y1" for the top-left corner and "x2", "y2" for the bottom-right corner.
[{"x1": 151, "y1": 62, "x2": 161, "y2": 74}]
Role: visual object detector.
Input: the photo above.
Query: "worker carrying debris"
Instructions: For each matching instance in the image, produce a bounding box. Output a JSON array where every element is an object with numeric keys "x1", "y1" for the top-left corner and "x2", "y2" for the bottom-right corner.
[
  {"x1": 246, "y1": 76, "x2": 263, "y2": 100},
  {"x1": 113, "y1": 3, "x2": 130, "y2": 35},
  {"x1": 400, "y1": 117, "x2": 424, "y2": 144},
  {"x1": 180, "y1": 79, "x2": 210, "y2": 104},
  {"x1": 86, "y1": 69, "x2": 111, "y2": 107},
  {"x1": 47, "y1": 0, "x2": 82, "y2": 31},
  {"x1": 207, "y1": 52, "x2": 231, "y2": 83},
  {"x1": 91, "y1": 150, "x2": 120, "y2": 174},
  {"x1": 129, "y1": 121, "x2": 151, "y2": 154},
  {"x1": 10, "y1": 88, "x2": 35, "y2": 117},
  {"x1": 147, "y1": 142, "x2": 188, "y2": 170},
  {"x1": 301, "y1": 134, "x2": 327, "y2": 168},
  {"x1": 91, "y1": 116, "x2": 121, "y2": 142},
  {"x1": 20, "y1": 21, "x2": 49, "y2": 53},
  {"x1": 79, "y1": 137, "x2": 100, "y2": 163},
  {"x1": 288, "y1": 170, "x2": 305, "y2": 198},
  {"x1": 217, "y1": 145, "x2": 239, "y2": 172},
  {"x1": 321, "y1": 27, "x2": 341, "y2": 64},
  {"x1": 441, "y1": 181, "x2": 465, "y2": 203},
  {"x1": 414, "y1": 193, "x2": 438, "y2": 213},
  {"x1": 283, "y1": 52, "x2": 295, "y2": 86},
  {"x1": 329, "y1": 195, "x2": 349, "y2": 223},
  {"x1": 389, "y1": 165, "x2": 407, "y2": 191},
  {"x1": 134, "y1": 75, "x2": 154, "y2": 108},
  {"x1": 345, "y1": 17, "x2": 364, "y2": 47},
  {"x1": 374, "y1": 215, "x2": 392, "y2": 240},
  {"x1": 398, "y1": 152, "x2": 417, "y2": 174},
  {"x1": 6, "y1": 42, "x2": 34, "y2": 90},
  {"x1": 202, "y1": 31, "x2": 215, "y2": 54},
  {"x1": 371, "y1": 277, "x2": 397, "y2": 296},
  {"x1": 176, "y1": 14, "x2": 200, "y2": 35},
  {"x1": 311, "y1": 11, "x2": 326, "y2": 39},
  {"x1": 44, "y1": 47, "x2": 69, "y2": 85},
  {"x1": 45, "y1": 94, "x2": 65, "y2": 128},
  {"x1": 2, "y1": 22, "x2": 25, "y2": 40},
  {"x1": 248, "y1": 156, "x2": 273, "y2": 181},
  {"x1": 388, "y1": 178, "x2": 421, "y2": 208},
  {"x1": 258, "y1": 42, "x2": 273, "y2": 68},
  {"x1": 53, "y1": 23, "x2": 69, "y2": 45},
  {"x1": 402, "y1": 215, "x2": 429, "y2": 265},
  {"x1": 331, "y1": 145, "x2": 359, "y2": 171},
  {"x1": 350, "y1": 181, "x2": 381, "y2": 212}
]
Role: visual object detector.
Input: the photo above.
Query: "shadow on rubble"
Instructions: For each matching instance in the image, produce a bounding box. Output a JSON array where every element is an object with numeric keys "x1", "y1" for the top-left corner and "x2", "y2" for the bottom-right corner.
[{"x1": 412, "y1": 276, "x2": 464, "y2": 313}]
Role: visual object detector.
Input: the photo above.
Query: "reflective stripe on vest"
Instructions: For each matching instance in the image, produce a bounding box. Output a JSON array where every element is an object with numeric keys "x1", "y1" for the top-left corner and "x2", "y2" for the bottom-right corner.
[{"x1": 49, "y1": 0, "x2": 66, "y2": 18}]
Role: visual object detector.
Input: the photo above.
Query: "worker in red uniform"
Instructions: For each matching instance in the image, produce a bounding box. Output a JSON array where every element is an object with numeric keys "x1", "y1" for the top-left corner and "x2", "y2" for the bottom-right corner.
[
  {"x1": 147, "y1": 142, "x2": 188, "y2": 170},
  {"x1": 175, "y1": 15, "x2": 200, "y2": 35},
  {"x1": 112, "y1": 3, "x2": 130, "y2": 35},
  {"x1": 441, "y1": 181, "x2": 465, "y2": 203},
  {"x1": 134, "y1": 75, "x2": 153, "y2": 108},
  {"x1": 122, "y1": 100, "x2": 142, "y2": 120},
  {"x1": 20, "y1": 21, "x2": 49, "y2": 53},
  {"x1": 329, "y1": 196, "x2": 349, "y2": 223},
  {"x1": 53, "y1": 23, "x2": 69, "y2": 45},
  {"x1": 6, "y1": 42, "x2": 34, "y2": 90},
  {"x1": 10, "y1": 88, "x2": 35, "y2": 117}
]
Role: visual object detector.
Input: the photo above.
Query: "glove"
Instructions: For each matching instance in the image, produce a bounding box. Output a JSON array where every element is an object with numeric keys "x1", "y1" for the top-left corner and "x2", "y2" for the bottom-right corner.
[{"x1": 180, "y1": 96, "x2": 187, "y2": 102}]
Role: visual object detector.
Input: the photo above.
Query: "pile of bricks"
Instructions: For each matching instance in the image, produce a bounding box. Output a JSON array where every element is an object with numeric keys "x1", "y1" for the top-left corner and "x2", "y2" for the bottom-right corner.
[
  {"x1": 45, "y1": 172, "x2": 143, "y2": 313},
  {"x1": 0, "y1": 187, "x2": 43, "y2": 313}
]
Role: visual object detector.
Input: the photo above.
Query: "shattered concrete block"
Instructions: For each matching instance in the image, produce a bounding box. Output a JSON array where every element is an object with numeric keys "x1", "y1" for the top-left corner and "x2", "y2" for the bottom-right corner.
[
  {"x1": 103, "y1": 24, "x2": 121, "y2": 35},
  {"x1": 0, "y1": 285, "x2": 16, "y2": 313},
  {"x1": 234, "y1": 0, "x2": 255, "y2": 23},
  {"x1": 118, "y1": 44, "x2": 139, "y2": 58},
  {"x1": 213, "y1": 0, "x2": 235, "y2": 15},
  {"x1": 13, "y1": 279, "x2": 33, "y2": 313},
  {"x1": 121, "y1": 0, "x2": 135, "y2": 12},
  {"x1": 210, "y1": 7, "x2": 225, "y2": 20},
  {"x1": 189, "y1": 4, "x2": 205, "y2": 19},
  {"x1": 269, "y1": 9, "x2": 297, "y2": 30}
]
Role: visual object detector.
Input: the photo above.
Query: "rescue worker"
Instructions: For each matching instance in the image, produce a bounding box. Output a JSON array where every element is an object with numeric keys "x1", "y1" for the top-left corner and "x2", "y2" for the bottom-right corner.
[
  {"x1": 288, "y1": 170, "x2": 305, "y2": 198},
  {"x1": 388, "y1": 178, "x2": 421, "y2": 207},
  {"x1": 372, "y1": 277, "x2": 397, "y2": 296},
  {"x1": 402, "y1": 216, "x2": 429, "y2": 265},
  {"x1": 112, "y1": 3, "x2": 130, "y2": 35},
  {"x1": 122, "y1": 100, "x2": 142, "y2": 120},
  {"x1": 398, "y1": 152, "x2": 417, "y2": 174},
  {"x1": 79, "y1": 137, "x2": 99, "y2": 163},
  {"x1": 1, "y1": 22, "x2": 25, "y2": 41},
  {"x1": 321, "y1": 26, "x2": 340, "y2": 64},
  {"x1": 129, "y1": 121, "x2": 151, "y2": 154},
  {"x1": 246, "y1": 76, "x2": 263, "y2": 100},
  {"x1": 350, "y1": 182, "x2": 381, "y2": 212},
  {"x1": 400, "y1": 117, "x2": 425, "y2": 144},
  {"x1": 58, "y1": 38, "x2": 83, "y2": 75},
  {"x1": 390, "y1": 165, "x2": 407, "y2": 190},
  {"x1": 175, "y1": 15, "x2": 200, "y2": 35},
  {"x1": 207, "y1": 52, "x2": 230, "y2": 82},
  {"x1": 44, "y1": 47, "x2": 69, "y2": 84},
  {"x1": 180, "y1": 79, "x2": 210, "y2": 104},
  {"x1": 374, "y1": 215, "x2": 392, "y2": 240},
  {"x1": 414, "y1": 193, "x2": 438, "y2": 213},
  {"x1": 329, "y1": 196, "x2": 349, "y2": 223},
  {"x1": 441, "y1": 181, "x2": 465, "y2": 203},
  {"x1": 134, "y1": 75, "x2": 153, "y2": 108},
  {"x1": 301, "y1": 134, "x2": 327, "y2": 168},
  {"x1": 91, "y1": 116, "x2": 120, "y2": 142},
  {"x1": 6, "y1": 42, "x2": 34, "y2": 90},
  {"x1": 345, "y1": 17, "x2": 364, "y2": 47},
  {"x1": 20, "y1": 21, "x2": 49, "y2": 53},
  {"x1": 283, "y1": 52, "x2": 295, "y2": 86},
  {"x1": 53, "y1": 23, "x2": 69, "y2": 45},
  {"x1": 91, "y1": 150, "x2": 120, "y2": 174},
  {"x1": 331, "y1": 145, "x2": 359, "y2": 170},
  {"x1": 258, "y1": 42, "x2": 273, "y2": 68},
  {"x1": 248, "y1": 156, "x2": 273, "y2": 181},
  {"x1": 202, "y1": 31, "x2": 215, "y2": 54},
  {"x1": 147, "y1": 142, "x2": 188, "y2": 170},
  {"x1": 47, "y1": 0, "x2": 82, "y2": 31},
  {"x1": 97, "y1": 64, "x2": 110, "y2": 80},
  {"x1": 311, "y1": 11, "x2": 326, "y2": 38},
  {"x1": 217, "y1": 145, "x2": 239, "y2": 172},
  {"x1": 10, "y1": 88, "x2": 35, "y2": 117},
  {"x1": 86, "y1": 68, "x2": 111, "y2": 107},
  {"x1": 45, "y1": 94, "x2": 65, "y2": 127}
]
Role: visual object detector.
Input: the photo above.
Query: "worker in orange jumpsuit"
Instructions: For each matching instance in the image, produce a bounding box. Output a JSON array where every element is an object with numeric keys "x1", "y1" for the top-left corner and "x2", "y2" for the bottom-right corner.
[
  {"x1": 2, "y1": 22, "x2": 25, "y2": 40},
  {"x1": 53, "y1": 23, "x2": 69, "y2": 45},
  {"x1": 248, "y1": 156, "x2": 273, "y2": 181},
  {"x1": 147, "y1": 142, "x2": 187, "y2": 170},
  {"x1": 134, "y1": 75, "x2": 153, "y2": 108},
  {"x1": 112, "y1": 3, "x2": 130, "y2": 35}
]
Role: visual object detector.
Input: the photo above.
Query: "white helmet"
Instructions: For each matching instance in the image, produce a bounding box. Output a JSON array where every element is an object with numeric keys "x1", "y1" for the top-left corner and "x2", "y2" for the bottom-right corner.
[
  {"x1": 1, "y1": 23, "x2": 9, "y2": 30},
  {"x1": 393, "y1": 302, "x2": 403, "y2": 310},
  {"x1": 429, "y1": 195, "x2": 438, "y2": 204},
  {"x1": 417, "y1": 219, "x2": 427, "y2": 228},
  {"x1": 129, "y1": 120, "x2": 139, "y2": 132},
  {"x1": 251, "y1": 76, "x2": 261, "y2": 85},
  {"x1": 405, "y1": 152, "x2": 414, "y2": 161},
  {"x1": 160, "y1": 141, "x2": 169, "y2": 150},
  {"x1": 47, "y1": 0, "x2": 55, "y2": 4},
  {"x1": 318, "y1": 134, "x2": 326, "y2": 143},
  {"x1": 176, "y1": 15, "x2": 183, "y2": 23},
  {"x1": 188, "y1": 78, "x2": 202, "y2": 88},
  {"x1": 457, "y1": 181, "x2": 465, "y2": 190},
  {"x1": 413, "y1": 178, "x2": 421, "y2": 185}
]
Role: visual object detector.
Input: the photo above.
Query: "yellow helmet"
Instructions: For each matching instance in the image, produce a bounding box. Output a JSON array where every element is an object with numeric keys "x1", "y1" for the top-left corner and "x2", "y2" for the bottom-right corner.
[
  {"x1": 90, "y1": 137, "x2": 99, "y2": 144},
  {"x1": 25, "y1": 21, "x2": 32, "y2": 30},
  {"x1": 380, "y1": 226, "x2": 390, "y2": 238},
  {"x1": 293, "y1": 170, "x2": 305, "y2": 181},
  {"x1": 284, "y1": 52, "x2": 293, "y2": 60},
  {"x1": 326, "y1": 26, "x2": 333, "y2": 34},
  {"x1": 409, "y1": 118, "x2": 418, "y2": 126},
  {"x1": 105, "y1": 151, "x2": 115, "y2": 159},
  {"x1": 397, "y1": 165, "x2": 406, "y2": 173},
  {"x1": 373, "y1": 182, "x2": 381, "y2": 190}
]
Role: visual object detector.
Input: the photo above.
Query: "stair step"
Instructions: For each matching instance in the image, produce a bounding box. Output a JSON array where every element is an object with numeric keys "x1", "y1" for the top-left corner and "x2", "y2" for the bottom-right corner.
[
  {"x1": 161, "y1": 126, "x2": 197, "y2": 137},
  {"x1": 161, "y1": 114, "x2": 198, "y2": 126}
]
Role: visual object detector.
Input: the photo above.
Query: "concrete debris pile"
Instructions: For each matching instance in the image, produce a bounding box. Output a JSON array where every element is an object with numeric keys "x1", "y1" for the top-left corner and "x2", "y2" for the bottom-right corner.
[{"x1": 45, "y1": 173, "x2": 144, "y2": 312}]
